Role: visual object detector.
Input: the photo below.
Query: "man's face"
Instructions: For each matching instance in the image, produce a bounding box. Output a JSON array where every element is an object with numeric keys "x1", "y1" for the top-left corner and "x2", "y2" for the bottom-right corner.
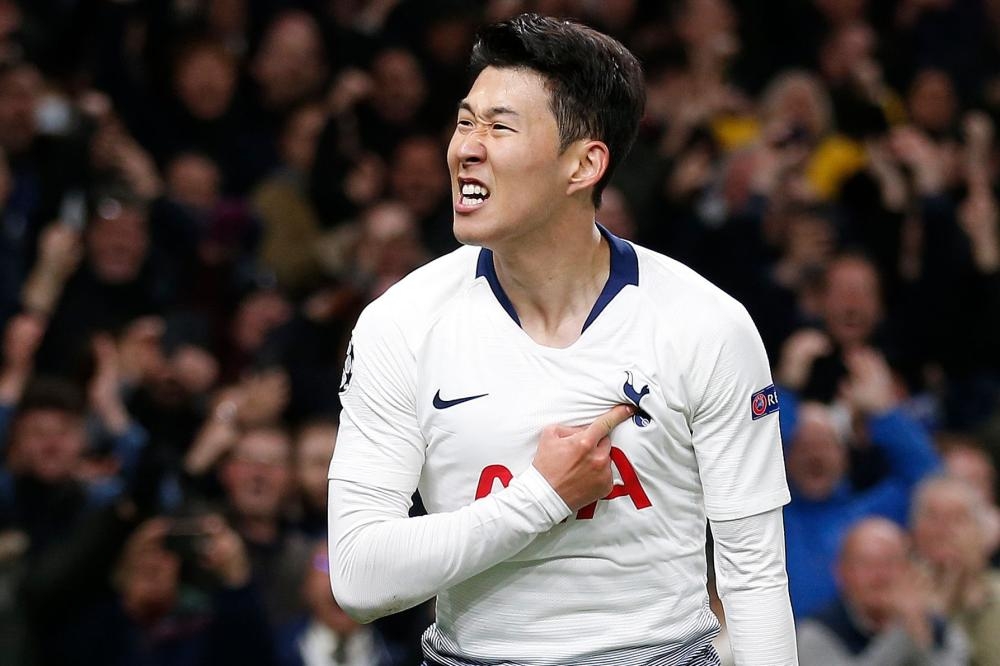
[
  {"x1": 280, "y1": 105, "x2": 326, "y2": 174},
  {"x1": 838, "y1": 525, "x2": 908, "y2": 630},
  {"x1": 912, "y1": 484, "x2": 984, "y2": 569},
  {"x1": 87, "y1": 206, "x2": 150, "y2": 284},
  {"x1": 909, "y1": 69, "x2": 956, "y2": 134},
  {"x1": 296, "y1": 424, "x2": 337, "y2": 509},
  {"x1": 13, "y1": 409, "x2": 86, "y2": 483},
  {"x1": 174, "y1": 48, "x2": 236, "y2": 121},
  {"x1": 371, "y1": 49, "x2": 427, "y2": 124},
  {"x1": 120, "y1": 540, "x2": 181, "y2": 620},
  {"x1": 447, "y1": 66, "x2": 575, "y2": 250},
  {"x1": 222, "y1": 430, "x2": 292, "y2": 520},
  {"x1": 391, "y1": 137, "x2": 448, "y2": 218},
  {"x1": 166, "y1": 154, "x2": 221, "y2": 212},
  {"x1": 785, "y1": 416, "x2": 847, "y2": 500},
  {"x1": 821, "y1": 259, "x2": 881, "y2": 349},
  {"x1": 0, "y1": 65, "x2": 39, "y2": 154},
  {"x1": 945, "y1": 446, "x2": 996, "y2": 505},
  {"x1": 252, "y1": 14, "x2": 327, "y2": 110}
]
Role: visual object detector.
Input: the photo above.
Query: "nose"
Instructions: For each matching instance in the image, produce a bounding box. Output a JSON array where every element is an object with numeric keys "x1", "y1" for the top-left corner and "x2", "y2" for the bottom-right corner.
[{"x1": 453, "y1": 129, "x2": 486, "y2": 167}]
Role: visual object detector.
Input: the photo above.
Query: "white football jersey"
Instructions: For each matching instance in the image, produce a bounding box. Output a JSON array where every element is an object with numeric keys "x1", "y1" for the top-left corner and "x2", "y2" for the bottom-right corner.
[{"x1": 330, "y1": 228, "x2": 790, "y2": 665}]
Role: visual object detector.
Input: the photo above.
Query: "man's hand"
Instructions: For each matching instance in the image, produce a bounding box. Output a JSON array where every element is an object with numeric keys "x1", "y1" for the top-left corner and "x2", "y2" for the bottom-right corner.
[
  {"x1": 891, "y1": 562, "x2": 936, "y2": 648},
  {"x1": 958, "y1": 190, "x2": 1000, "y2": 272},
  {"x1": 533, "y1": 405, "x2": 635, "y2": 511},
  {"x1": 0, "y1": 313, "x2": 45, "y2": 404},
  {"x1": 776, "y1": 328, "x2": 831, "y2": 391},
  {"x1": 198, "y1": 515, "x2": 251, "y2": 588},
  {"x1": 88, "y1": 333, "x2": 130, "y2": 434},
  {"x1": 36, "y1": 223, "x2": 82, "y2": 281},
  {"x1": 116, "y1": 316, "x2": 165, "y2": 386},
  {"x1": 2, "y1": 312, "x2": 44, "y2": 374},
  {"x1": 839, "y1": 347, "x2": 898, "y2": 416},
  {"x1": 889, "y1": 126, "x2": 946, "y2": 195}
]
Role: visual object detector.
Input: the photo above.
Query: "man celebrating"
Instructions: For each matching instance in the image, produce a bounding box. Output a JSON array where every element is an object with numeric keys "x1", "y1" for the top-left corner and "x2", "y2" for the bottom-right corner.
[{"x1": 328, "y1": 13, "x2": 796, "y2": 665}]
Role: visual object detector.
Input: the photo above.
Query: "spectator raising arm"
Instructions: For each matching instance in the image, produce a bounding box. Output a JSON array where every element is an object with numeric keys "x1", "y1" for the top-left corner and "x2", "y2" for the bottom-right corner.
[{"x1": 20, "y1": 223, "x2": 82, "y2": 317}]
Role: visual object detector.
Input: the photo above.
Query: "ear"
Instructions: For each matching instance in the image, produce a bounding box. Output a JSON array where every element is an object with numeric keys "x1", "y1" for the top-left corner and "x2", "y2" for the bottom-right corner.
[{"x1": 566, "y1": 140, "x2": 610, "y2": 199}]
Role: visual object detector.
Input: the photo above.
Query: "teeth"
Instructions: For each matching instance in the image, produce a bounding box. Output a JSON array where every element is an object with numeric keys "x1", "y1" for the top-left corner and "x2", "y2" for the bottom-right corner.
[{"x1": 460, "y1": 183, "x2": 490, "y2": 197}]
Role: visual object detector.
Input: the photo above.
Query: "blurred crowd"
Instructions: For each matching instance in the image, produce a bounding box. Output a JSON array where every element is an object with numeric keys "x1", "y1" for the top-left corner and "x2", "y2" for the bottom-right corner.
[{"x1": 1, "y1": 0, "x2": 1000, "y2": 664}]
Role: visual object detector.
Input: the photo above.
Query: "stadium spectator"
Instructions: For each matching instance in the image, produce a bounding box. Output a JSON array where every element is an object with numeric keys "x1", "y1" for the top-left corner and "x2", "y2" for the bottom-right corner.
[
  {"x1": 1, "y1": 2, "x2": 999, "y2": 662},
  {"x1": 911, "y1": 475, "x2": 1000, "y2": 663},
  {"x1": 292, "y1": 418, "x2": 337, "y2": 538},
  {"x1": 252, "y1": 103, "x2": 329, "y2": 295},
  {"x1": 55, "y1": 514, "x2": 277, "y2": 666},
  {"x1": 352, "y1": 200, "x2": 429, "y2": 299},
  {"x1": 797, "y1": 517, "x2": 969, "y2": 664},
  {"x1": 28, "y1": 185, "x2": 176, "y2": 376},
  {"x1": 160, "y1": 38, "x2": 275, "y2": 195},
  {"x1": 0, "y1": 309, "x2": 149, "y2": 545},
  {"x1": 0, "y1": 59, "x2": 87, "y2": 318},
  {"x1": 941, "y1": 437, "x2": 1000, "y2": 564},
  {"x1": 250, "y1": 10, "x2": 331, "y2": 122},
  {"x1": 354, "y1": 47, "x2": 434, "y2": 160},
  {"x1": 216, "y1": 425, "x2": 312, "y2": 633},
  {"x1": 782, "y1": 347, "x2": 940, "y2": 618},
  {"x1": 387, "y1": 134, "x2": 455, "y2": 256},
  {"x1": 277, "y1": 541, "x2": 393, "y2": 666}
]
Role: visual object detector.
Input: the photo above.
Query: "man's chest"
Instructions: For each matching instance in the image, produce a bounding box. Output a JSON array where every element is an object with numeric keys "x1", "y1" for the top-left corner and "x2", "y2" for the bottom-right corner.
[{"x1": 412, "y1": 319, "x2": 701, "y2": 517}]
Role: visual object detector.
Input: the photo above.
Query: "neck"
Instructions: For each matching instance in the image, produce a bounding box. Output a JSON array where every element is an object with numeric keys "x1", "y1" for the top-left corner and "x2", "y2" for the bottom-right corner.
[{"x1": 491, "y1": 214, "x2": 608, "y2": 347}]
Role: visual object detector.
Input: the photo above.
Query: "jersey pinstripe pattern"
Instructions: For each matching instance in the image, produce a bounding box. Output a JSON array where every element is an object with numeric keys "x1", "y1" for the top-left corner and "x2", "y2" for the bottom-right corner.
[
  {"x1": 331, "y1": 226, "x2": 789, "y2": 664},
  {"x1": 422, "y1": 605, "x2": 721, "y2": 665}
]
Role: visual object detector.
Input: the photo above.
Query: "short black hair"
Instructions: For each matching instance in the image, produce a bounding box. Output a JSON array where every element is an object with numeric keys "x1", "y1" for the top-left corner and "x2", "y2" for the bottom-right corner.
[
  {"x1": 469, "y1": 13, "x2": 645, "y2": 207},
  {"x1": 15, "y1": 376, "x2": 86, "y2": 420}
]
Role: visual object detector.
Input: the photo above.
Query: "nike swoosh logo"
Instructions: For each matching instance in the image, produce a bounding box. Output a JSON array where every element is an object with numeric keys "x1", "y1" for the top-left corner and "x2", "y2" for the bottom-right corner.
[{"x1": 433, "y1": 390, "x2": 489, "y2": 409}]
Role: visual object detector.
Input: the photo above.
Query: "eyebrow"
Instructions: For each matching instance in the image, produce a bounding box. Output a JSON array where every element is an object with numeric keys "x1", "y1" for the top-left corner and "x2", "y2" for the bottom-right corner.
[{"x1": 457, "y1": 100, "x2": 520, "y2": 118}]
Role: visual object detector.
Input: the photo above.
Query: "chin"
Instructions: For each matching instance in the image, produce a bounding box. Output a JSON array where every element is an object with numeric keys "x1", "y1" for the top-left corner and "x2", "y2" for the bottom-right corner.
[
  {"x1": 452, "y1": 216, "x2": 494, "y2": 248},
  {"x1": 798, "y1": 479, "x2": 836, "y2": 501}
]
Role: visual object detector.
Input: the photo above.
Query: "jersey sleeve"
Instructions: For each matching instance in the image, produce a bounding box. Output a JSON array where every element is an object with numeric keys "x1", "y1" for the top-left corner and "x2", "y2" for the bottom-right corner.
[
  {"x1": 329, "y1": 301, "x2": 425, "y2": 492},
  {"x1": 689, "y1": 300, "x2": 790, "y2": 521},
  {"x1": 327, "y1": 297, "x2": 573, "y2": 622},
  {"x1": 711, "y1": 508, "x2": 798, "y2": 664}
]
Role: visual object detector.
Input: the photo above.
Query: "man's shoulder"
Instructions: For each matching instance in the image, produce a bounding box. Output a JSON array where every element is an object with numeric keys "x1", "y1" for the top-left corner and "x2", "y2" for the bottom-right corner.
[
  {"x1": 356, "y1": 245, "x2": 480, "y2": 336},
  {"x1": 630, "y1": 242, "x2": 754, "y2": 330}
]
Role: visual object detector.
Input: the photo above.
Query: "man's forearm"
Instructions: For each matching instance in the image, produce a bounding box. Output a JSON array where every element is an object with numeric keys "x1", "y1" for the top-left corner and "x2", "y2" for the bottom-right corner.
[
  {"x1": 711, "y1": 507, "x2": 798, "y2": 664},
  {"x1": 328, "y1": 465, "x2": 571, "y2": 623}
]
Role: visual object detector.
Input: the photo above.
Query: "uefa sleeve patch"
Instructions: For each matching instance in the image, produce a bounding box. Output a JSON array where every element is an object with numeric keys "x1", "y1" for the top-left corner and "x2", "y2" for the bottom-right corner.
[
  {"x1": 339, "y1": 339, "x2": 354, "y2": 394},
  {"x1": 750, "y1": 384, "x2": 780, "y2": 420}
]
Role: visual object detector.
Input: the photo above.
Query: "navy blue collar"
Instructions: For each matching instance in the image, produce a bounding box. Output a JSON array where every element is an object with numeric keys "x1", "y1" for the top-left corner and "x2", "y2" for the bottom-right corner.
[{"x1": 475, "y1": 224, "x2": 639, "y2": 333}]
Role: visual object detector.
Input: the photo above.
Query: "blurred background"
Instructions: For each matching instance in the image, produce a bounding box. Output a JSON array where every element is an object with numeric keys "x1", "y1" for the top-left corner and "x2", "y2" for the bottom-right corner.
[{"x1": 0, "y1": 0, "x2": 999, "y2": 664}]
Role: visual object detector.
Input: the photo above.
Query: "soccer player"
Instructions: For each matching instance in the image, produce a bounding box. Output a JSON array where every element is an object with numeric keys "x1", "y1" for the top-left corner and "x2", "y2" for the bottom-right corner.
[{"x1": 328, "y1": 13, "x2": 796, "y2": 665}]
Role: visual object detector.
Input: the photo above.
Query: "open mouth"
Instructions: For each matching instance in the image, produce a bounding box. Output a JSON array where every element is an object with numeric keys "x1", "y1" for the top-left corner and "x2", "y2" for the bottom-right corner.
[{"x1": 458, "y1": 179, "x2": 491, "y2": 208}]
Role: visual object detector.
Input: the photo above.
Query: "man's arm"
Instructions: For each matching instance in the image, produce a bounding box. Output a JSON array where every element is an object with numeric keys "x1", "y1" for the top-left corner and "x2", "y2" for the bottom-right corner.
[
  {"x1": 0, "y1": 313, "x2": 47, "y2": 451},
  {"x1": 711, "y1": 508, "x2": 797, "y2": 665},
  {"x1": 688, "y1": 298, "x2": 796, "y2": 663},
  {"x1": 839, "y1": 349, "x2": 940, "y2": 522},
  {"x1": 329, "y1": 465, "x2": 570, "y2": 622},
  {"x1": 328, "y1": 300, "x2": 631, "y2": 622},
  {"x1": 329, "y1": 404, "x2": 633, "y2": 623}
]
